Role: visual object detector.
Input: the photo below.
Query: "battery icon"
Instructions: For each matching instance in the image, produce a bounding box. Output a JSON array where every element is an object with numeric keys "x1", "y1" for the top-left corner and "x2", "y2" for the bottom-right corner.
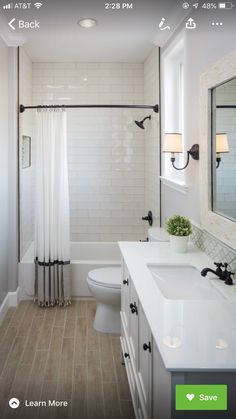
[{"x1": 218, "y1": 2, "x2": 234, "y2": 8}]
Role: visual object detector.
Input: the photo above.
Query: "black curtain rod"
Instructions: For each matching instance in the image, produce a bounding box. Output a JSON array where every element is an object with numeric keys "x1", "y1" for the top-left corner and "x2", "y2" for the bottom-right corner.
[
  {"x1": 216, "y1": 105, "x2": 236, "y2": 108},
  {"x1": 20, "y1": 103, "x2": 159, "y2": 113}
]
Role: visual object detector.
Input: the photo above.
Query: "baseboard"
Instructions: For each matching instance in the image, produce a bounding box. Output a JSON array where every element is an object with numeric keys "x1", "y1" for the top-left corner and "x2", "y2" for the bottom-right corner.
[
  {"x1": 0, "y1": 287, "x2": 19, "y2": 324},
  {"x1": 8, "y1": 287, "x2": 20, "y2": 306}
]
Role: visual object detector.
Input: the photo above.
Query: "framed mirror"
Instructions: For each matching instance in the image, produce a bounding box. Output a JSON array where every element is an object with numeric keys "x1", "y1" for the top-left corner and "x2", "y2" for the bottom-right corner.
[
  {"x1": 200, "y1": 51, "x2": 236, "y2": 248},
  {"x1": 211, "y1": 78, "x2": 236, "y2": 222}
]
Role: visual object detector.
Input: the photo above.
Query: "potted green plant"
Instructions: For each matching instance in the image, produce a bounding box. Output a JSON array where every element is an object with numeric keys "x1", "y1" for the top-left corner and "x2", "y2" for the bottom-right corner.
[{"x1": 166, "y1": 215, "x2": 192, "y2": 253}]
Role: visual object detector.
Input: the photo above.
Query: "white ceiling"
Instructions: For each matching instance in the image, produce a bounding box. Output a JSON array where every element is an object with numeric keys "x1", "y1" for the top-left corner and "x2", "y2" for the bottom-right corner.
[{"x1": 1, "y1": 0, "x2": 187, "y2": 62}]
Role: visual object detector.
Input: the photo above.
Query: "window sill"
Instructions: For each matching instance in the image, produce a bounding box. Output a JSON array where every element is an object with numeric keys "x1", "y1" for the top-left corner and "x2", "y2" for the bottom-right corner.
[{"x1": 159, "y1": 176, "x2": 188, "y2": 194}]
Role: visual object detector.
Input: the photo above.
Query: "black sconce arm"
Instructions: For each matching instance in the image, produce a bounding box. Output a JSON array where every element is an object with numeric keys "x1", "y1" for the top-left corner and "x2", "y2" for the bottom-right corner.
[
  {"x1": 216, "y1": 156, "x2": 221, "y2": 168},
  {"x1": 170, "y1": 144, "x2": 199, "y2": 171}
]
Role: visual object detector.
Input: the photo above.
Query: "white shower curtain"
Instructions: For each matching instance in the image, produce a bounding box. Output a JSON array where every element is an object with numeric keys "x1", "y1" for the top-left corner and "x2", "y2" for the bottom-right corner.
[{"x1": 34, "y1": 109, "x2": 71, "y2": 306}]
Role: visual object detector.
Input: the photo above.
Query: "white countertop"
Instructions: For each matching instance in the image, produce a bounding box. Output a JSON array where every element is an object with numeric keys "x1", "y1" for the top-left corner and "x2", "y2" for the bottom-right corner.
[{"x1": 119, "y1": 241, "x2": 236, "y2": 372}]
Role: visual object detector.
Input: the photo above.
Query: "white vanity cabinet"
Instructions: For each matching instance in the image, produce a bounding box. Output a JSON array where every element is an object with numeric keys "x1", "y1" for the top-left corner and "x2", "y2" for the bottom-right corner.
[
  {"x1": 136, "y1": 303, "x2": 152, "y2": 418},
  {"x1": 121, "y1": 263, "x2": 138, "y2": 363},
  {"x1": 121, "y1": 261, "x2": 130, "y2": 330},
  {"x1": 152, "y1": 341, "x2": 172, "y2": 419},
  {"x1": 121, "y1": 259, "x2": 171, "y2": 419},
  {"x1": 120, "y1": 243, "x2": 236, "y2": 419}
]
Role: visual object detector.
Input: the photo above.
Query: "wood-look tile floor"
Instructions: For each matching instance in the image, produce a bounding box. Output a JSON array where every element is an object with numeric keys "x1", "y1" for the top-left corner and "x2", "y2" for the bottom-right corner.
[{"x1": 0, "y1": 301, "x2": 135, "y2": 419}]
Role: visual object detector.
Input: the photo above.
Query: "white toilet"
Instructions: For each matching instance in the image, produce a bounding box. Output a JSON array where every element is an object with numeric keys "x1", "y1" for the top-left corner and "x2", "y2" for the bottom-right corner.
[
  {"x1": 87, "y1": 228, "x2": 168, "y2": 334},
  {"x1": 148, "y1": 227, "x2": 169, "y2": 242},
  {"x1": 87, "y1": 266, "x2": 121, "y2": 334}
]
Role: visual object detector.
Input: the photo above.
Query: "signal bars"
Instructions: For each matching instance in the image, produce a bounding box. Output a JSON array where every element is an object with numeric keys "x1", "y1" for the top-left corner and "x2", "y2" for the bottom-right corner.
[{"x1": 3, "y1": 3, "x2": 13, "y2": 8}]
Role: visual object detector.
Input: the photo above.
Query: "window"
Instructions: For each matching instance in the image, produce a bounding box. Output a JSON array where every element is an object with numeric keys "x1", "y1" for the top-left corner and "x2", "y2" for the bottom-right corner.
[{"x1": 162, "y1": 37, "x2": 186, "y2": 186}]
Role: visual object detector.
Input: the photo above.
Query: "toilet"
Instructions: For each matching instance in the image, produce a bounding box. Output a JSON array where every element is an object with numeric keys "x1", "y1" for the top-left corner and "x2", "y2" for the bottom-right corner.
[
  {"x1": 87, "y1": 266, "x2": 121, "y2": 334},
  {"x1": 87, "y1": 228, "x2": 168, "y2": 334},
  {"x1": 148, "y1": 227, "x2": 169, "y2": 242}
]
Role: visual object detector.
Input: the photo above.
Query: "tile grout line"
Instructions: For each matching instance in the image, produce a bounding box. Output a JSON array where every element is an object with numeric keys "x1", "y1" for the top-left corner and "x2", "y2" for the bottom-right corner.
[
  {"x1": 0, "y1": 336, "x2": 16, "y2": 380},
  {"x1": 38, "y1": 309, "x2": 57, "y2": 404},
  {"x1": 55, "y1": 308, "x2": 67, "y2": 404},
  {"x1": 24, "y1": 348, "x2": 45, "y2": 419},
  {"x1": 1, "y1": 307, "x2": 27, "y2": 372},
  {"x1": 98, "y1": 330, "x2": 106, "y2": 419},
  {"x1": 0, "y1": 309, "x2": 15, "y2": 346},
  {"x1": 2, "y1": 304, "x2": 45, "y2": 419},
  {"x1": 0, "y1": 303, "x2": 31, "y2": 378},
  {"x1": 71, "y1": 308, "x2": 77, "y2": 418},
  {"x1": 68, "y1": 306, "x2": 76, "y2": 418},
  {"x1": 7, "y1": 338, "x2": 36, "y2": 419},
  {"x1": 111, "y1": 336, "x2": 123, "y2": 418},
  {"x1": 85, "y1": 300, "x2": 89, "y2": 419}
]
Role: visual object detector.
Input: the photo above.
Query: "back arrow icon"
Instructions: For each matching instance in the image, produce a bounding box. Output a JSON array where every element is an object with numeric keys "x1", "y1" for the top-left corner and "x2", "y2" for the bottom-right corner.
[{"x1": 8, "y1": 18, "x2": 16, "y2": 30}]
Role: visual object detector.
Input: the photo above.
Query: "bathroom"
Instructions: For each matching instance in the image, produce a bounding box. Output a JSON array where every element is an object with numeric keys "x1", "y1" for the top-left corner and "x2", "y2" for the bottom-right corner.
[{"x1": 1, "y1": 1, "x2": 236, "y2": 418}]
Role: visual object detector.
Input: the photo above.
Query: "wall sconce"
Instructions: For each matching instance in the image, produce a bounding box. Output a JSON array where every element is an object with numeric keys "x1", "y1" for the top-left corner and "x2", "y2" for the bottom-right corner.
[
  {"x1": 163, "y1": 133, "x2": 199, "y2": 170},
  {"x1": 216, "y1": 133, "x2": 229, "y2": 168}
]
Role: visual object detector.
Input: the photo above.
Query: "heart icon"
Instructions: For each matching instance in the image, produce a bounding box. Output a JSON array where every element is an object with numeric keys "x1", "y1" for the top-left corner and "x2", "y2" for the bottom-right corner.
[{"x1": 186, "y1": 393, "x2": 195, "y2": 401}]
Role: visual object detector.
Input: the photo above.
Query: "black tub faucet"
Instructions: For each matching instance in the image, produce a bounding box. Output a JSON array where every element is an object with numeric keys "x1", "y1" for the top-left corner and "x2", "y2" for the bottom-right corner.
[
  {"x1": 142, "y1": 210, "x2": 153, "y2": 226},
  {"x1": 201, "y1": 262, "x2": 234, "y2": 286}
]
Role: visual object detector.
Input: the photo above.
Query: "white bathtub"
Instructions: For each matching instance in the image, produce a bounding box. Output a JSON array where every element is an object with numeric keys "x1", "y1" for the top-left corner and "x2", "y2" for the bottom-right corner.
[{"x1": 18, "y1": 242, "x2": 121, "y2": 300}]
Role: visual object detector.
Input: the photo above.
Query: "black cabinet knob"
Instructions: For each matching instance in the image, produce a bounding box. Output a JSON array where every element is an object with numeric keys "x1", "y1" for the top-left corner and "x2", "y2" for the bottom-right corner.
[
  {"x1": 124, "y1": 352, "x2": 130, "y2": 358},
  {"x1": 143, "y1": 342, "x2": 151, "y2": 352},
  {"x1": 123, "y1": 278, "x2": 129, "y2": 285},
  {"x1": 130, "y1": 302, "x2": 138, "y2": 315}
]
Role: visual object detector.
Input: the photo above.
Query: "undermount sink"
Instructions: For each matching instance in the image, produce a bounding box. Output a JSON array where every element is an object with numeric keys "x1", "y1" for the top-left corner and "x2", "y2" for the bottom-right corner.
[{"x1": 147, "y1": 264, "x2": 225, "y2": 301}]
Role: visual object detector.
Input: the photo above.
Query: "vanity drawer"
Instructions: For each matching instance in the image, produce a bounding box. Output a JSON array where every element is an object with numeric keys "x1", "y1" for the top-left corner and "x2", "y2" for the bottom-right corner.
[{"x1": 120, "y1": 325, "x2": 138, "y2": 417}]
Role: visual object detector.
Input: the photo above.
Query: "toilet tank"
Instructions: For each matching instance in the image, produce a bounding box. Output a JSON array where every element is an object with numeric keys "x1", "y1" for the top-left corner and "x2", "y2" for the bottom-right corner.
[{"x1": 148, "y1": 227, "x2": 169, "y2": 242}]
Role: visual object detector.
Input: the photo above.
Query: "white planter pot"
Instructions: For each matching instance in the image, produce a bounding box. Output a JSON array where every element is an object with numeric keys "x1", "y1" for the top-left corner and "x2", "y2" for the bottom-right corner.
[{"x1": 170, "y1": 235, "x2": 189, "y2": 253}]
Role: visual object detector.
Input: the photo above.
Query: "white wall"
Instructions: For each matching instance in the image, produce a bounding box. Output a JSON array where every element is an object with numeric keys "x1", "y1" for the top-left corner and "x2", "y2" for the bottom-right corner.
[
  {"x1": 8, "y1": 47, "x2": 19, "y2": 295},
  {"x1": 144, "y1": 47, "x2": 160, "y2": 225},
  {"x1": 30, "y1": 61, "x2": 146, "y2": 242},
  {"x1": 19, "y1": 48, "x2": 34, "y2": 258},
  {"x1": 161, "y1": 30, "x2": 236, "y2": 225},
  {"x1": 0, "y1": 36, "x2": 9, "y2": 304}
]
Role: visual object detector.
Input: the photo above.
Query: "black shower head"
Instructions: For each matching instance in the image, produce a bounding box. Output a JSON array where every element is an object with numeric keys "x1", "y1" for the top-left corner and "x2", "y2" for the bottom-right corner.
[
  {"x1": 134, "y1": 115, "x2": 151, "y2": 129},
  {"x1": 135, "y1": 120, "x2": 145, "y2": 129}
]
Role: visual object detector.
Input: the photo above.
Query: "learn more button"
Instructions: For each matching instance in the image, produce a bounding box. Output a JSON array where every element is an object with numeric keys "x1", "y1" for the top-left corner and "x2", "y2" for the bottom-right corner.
[{"x1": 175, "y1": 385, "x2": 227, "y2": 410}]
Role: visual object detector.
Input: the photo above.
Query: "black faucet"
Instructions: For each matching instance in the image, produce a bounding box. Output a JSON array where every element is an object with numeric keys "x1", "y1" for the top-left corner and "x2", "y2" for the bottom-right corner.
[
  {"x1": 142, "y1": 210, "x2": 153, "y2": 226},
  {"x1": 201, "y1": 262, "x2": 234, "y2": 286}
]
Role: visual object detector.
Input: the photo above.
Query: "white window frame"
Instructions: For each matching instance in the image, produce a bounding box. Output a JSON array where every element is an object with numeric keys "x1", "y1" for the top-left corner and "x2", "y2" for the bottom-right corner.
[{"x1": 161, "y1": 35, "x2": 188, "y2": 192}]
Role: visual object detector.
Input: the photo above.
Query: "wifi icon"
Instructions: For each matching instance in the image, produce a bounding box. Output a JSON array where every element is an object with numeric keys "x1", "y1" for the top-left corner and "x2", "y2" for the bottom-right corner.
[{"x1": 34, "y1": 2, "x2": 43, "y2": 8}]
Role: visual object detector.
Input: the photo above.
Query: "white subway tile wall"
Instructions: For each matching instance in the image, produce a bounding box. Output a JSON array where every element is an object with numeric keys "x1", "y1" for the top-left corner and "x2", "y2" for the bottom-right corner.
[
  {"x1": 31, "y1": 61, "x2": 148, "y2": 242},
  {"x1": 19, "y1": 48, "x2": 34, "y2": 258}
]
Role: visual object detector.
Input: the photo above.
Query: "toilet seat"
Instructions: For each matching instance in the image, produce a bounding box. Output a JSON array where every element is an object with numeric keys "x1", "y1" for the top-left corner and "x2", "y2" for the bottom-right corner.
[{"x1": 88, "y1": 267, "x2": 121, "y2": 289}]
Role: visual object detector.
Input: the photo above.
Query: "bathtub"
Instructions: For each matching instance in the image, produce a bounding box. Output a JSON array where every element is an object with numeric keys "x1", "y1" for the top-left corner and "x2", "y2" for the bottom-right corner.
[{"x1": 18, "y1": 242, "x2": 121, "y2": 300}]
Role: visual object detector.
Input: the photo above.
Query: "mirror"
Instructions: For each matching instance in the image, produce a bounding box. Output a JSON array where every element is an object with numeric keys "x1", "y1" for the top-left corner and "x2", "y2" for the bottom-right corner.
[
  {"x1": 211, "y1": 77, "x2": 236, "y2": 222},
  {"x1": 200, "y1": 51, "x2": 236, "y2": 248}
]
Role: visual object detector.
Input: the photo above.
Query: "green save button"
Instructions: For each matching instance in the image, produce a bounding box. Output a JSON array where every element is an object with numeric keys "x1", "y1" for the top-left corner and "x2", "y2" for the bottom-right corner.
[{"x1": 176, "y1": 385, "x2": 227, "y2": 410}]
